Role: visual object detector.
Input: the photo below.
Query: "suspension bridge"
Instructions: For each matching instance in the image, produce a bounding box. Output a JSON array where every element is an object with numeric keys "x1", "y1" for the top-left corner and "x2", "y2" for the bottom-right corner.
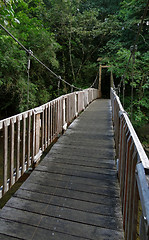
[
  {"x1": 0, "y1": 87, "x2": 148, "y2": 240},
  {"x1": 0, "y1": 6, "x2": 149, "y2": 237}
]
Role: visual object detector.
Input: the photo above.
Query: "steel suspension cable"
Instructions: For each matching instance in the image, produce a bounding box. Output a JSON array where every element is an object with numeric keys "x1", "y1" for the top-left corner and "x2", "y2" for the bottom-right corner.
[
  {"x1": 0, "y1": 24, "x2": 82, "y2": 91},
  {"x1": 89, "y1": 72, "x2": 99, "y2": 88}
]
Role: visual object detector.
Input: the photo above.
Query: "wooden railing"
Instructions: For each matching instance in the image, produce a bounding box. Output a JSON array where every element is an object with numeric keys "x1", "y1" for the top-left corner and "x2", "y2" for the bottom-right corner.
[
  {"x1": 111, "y1": 88, "x2": 149, "y2": 240},
  {"x1": 0, "y1": 88, "x2": 99, "y2": 198}
]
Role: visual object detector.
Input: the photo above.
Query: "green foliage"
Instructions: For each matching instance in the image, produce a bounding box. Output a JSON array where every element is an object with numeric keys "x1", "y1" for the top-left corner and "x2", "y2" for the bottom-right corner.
[
  {"x1": 98, "y1": 0, "x2": 149, "y2": 129},
  {"x1": 0, "y1": 0, "x2": 148, "y2": 131},
  {"x1": 0, "y1": 0, "x2": 60, "y2": 117}
]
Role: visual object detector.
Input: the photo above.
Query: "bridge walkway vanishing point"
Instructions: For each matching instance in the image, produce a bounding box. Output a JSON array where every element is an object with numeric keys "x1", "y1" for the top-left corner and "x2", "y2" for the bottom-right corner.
[{"x1": 0, "y1": 99, "x2": 124, "y2": 240}]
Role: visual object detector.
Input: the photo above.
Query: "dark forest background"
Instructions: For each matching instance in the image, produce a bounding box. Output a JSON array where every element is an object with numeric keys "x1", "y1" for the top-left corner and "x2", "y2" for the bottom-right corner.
[{"x1": 0, "y1": 0, "x2": 149, "y2": 145}]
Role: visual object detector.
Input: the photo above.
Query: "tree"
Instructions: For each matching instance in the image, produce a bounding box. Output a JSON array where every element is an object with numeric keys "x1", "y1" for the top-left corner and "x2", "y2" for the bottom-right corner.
[
  {"x1": 105, "y1": 0, "x2": 149, "y2": 127},
  {"x1": 0, "y1": 0, "x2": 148, "y2": 130},
  {"x1": 0, "y1": 0, "x2": 60, "y2": 117}
]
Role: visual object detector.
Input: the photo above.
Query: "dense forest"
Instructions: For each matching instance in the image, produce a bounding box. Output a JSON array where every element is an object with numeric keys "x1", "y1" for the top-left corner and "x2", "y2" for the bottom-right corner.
[{"x1": 0, "y1": 0, "x2": 149, "y2": 135}]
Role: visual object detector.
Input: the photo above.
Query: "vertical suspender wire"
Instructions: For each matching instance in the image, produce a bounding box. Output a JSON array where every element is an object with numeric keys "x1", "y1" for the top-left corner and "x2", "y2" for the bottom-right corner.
[
  {"x1": 122, "y1": 75, "x2": 125, "y2": 107},
  {"x1": 27, "y1": 50, "x2": 33, "y2": 110},
  {"x1": 130, "y1": 46, "x2": 136, "y2": 121},
  {"x1": 90, "y1": 71, "x2": 99, "y2": 88},
  {"x1": 118, "y1": 82, "x2": 121, "y2": 98},
  {"x1": 58, "y1": 80, "x2": 60, "y2": 97},
  {"x1": 71, "y1": 85, "x2": 74, "y2": 93},
  {"x1": 119, "y1": 84, "x2": 121, "y2": 98},
  {"x1": 27, "y1": 54, "x2": 30, "y2": 110}
]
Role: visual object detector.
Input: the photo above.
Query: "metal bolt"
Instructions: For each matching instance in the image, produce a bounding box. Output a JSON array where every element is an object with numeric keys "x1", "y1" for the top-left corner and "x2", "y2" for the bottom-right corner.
[{"x1": 144, "y1": 216, "x2": 147, "y2": 222}]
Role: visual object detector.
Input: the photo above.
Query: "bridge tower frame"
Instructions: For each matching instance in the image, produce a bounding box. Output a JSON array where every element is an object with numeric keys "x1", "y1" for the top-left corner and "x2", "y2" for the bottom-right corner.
[{"x1": 98, "y1": 65, "x2": 113, "y2": 97}]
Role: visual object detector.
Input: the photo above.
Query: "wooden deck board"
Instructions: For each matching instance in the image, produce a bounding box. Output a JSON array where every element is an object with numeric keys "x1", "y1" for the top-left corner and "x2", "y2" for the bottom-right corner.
[
  {"x1": 29, "y1": 178, "x2": 119, "y2": 197},
  {"x1": 4, "y1": 197, "x2": 123, "y2": 231},
  {"x1": 14, "y1": 189, "x2": 121, "y2": 216},
  {"x1": 39, "y1": 154, "x2": 116, "y2": 168},
  {"x1": 0, "y1": 99, "x2": 124, "y2": 239},
  {"x1": 17, "y1": 181, "x2": 121, "y2": 206},
  {"x1": 22, "y1": 170, "x2": 120, "y2": 192}
]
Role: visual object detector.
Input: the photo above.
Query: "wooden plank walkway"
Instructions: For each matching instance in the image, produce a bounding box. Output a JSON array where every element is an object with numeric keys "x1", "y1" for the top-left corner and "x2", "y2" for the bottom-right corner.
[{"x1": 0, "y1": 99, "x2": 124, "y2": 240}]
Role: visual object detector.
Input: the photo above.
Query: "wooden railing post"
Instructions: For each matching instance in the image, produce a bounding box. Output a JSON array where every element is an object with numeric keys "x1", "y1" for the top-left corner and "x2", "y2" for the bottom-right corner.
[
  {"x1": 32, "y1": 110, "x2": 35, "y2": 164},
  {"x1": 35, "y1": 114, "x2": 40, "y2": 156},
  {"x1": 41, "y1": 107, "x2": 45, "y2": 152},
  {"x1": 111, "y1": 87, "x2": 149, "y2": 240},
  {"x1": 63, "y1": 97, "x2": 67, "y2": 130},
  {"x1": 44, "y1": 106, "x2": 47, "y2": 149},
  {"x1": 33, "y1": 107, "x2": 43, "y2": 163},
  {"x1": 98, "y1": 64, "x2": 102, "y2": 97},
  {"x1": 22, "y1": 115, "x2": 26, "y2": 174},
  {"x1": 136, "y1": 162, "x2": 149, "y2": 240},
  {"x1": 75, "y1": 93, "x2": 78, "y2": 117},
  {"x1": 47, "y1": 103, "x2": 50, "y2": 145},
  {"x1": 16, "y1": 116, "x2": 20, "y2": 180},
  {"x1": 10, "y1": 118, "x2": 14, "y2": 187},
  {"x1": 123, "y1": 135, "x2": 133, "y2": 229},
  {"x1": 3, "y1": 121, "x2": 8, "y2": 195},
  {"x1": 27, "y1": 112, "x2": 31, "y2": 169},
  {"x1": 0, "y1": 87, "x2": 98, "y2": 198},
  {"x1": 51, "y1": 102, "x2": 53, "y2": 142}
]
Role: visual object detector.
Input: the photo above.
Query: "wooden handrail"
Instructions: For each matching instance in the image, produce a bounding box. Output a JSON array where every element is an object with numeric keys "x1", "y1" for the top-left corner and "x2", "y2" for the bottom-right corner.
[
  {"x1": 111, "y1": 88, "x2": 149, "y2": 240},
  {"x1": 0, "y1": 88, "x2": 100, "y2": 198}
]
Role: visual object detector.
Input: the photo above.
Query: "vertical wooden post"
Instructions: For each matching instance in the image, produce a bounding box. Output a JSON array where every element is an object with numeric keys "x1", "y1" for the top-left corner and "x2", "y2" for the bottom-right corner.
[
  {"x1": 35, "y1": 113, "x2": 40, "y2": 156},
  {"x1": 56, "y1": 100, "x2": 59, "y2": 136},
  {"x1": 75, "y1": 93, "x2": 78, "y2": 117},
  {"x1": 32, "y1": 107, "x2": 43, "y2": 164},
  {"x1": 127, "y1": 150, "x2": 137, "y2": 240},
  {"x1": 63, "y1": 97, "x2": 65, "y2": 129},
  {"x1": 48, "y1": 103, "x2": 50, "y2": 145},
  {"x1": 22, "y1": 115, "x2": 26, "y2": 174},
  {"x1": 3, "y1": 121, "x2": 8, "y2": 195},
  {"x1": 55, "y1": 101, "x2": 57, "y2": 136},
  {"x1": 123, "y1": 135, "x2": 132, "y2": 229},
  {"x1": 41, "y1": 108, "x2": 45, "y2": 151},
  {"x1": 131, "y1": 178, "x2": 139, "y2": 240},
  {"x1": 111, "y1": 70, "x2": 114, "y2": 88},
  {"x1": 32, "y1": 111, "x2": 35, "y2": 164},
  {"x1": 57, "y1": 100, "x2": 59, "y2": 135},
  {"x1": 53, "y1": 102, "x2": 55, "y2": 138},
  {"x1": 16, "y1": 116, "x2": 20, "y2": 180},
  {"x1": 44, "y1": 106, "x2": 47, "y2": 149},
  {"x1": 65, "y1": 98, "x2": 68, "y2": 125},
  {"x1": 124, "y1": 141, "x2": 134, "y2": 235},
  {"x1": 98, "y1": 64, "x2": 102, "y2": 98},
  {"x1": 51, "y1": 103, "x2": 53, "y2": 142},
  {"x1": 27, "y1": 112, "x2": 31, "y2": 169},
  {"x1": 10, "y1": 118, "x2": 14, "y2": 187}
]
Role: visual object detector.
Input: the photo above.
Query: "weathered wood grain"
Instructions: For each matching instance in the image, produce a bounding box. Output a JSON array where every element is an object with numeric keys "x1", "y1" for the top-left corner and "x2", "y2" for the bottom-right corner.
[
  {"x1": 0, "y1": 99, "x2": 124, "y2": 239},
  {"x1": 10, "y1": 118, "x2": 14, "y2": 187},
  {"x1": 111, "y1": 88, "x2": 149, "y2": 240},
  {"x1": 3, "y1": 121, "x2": 8, "y2": 194}
]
